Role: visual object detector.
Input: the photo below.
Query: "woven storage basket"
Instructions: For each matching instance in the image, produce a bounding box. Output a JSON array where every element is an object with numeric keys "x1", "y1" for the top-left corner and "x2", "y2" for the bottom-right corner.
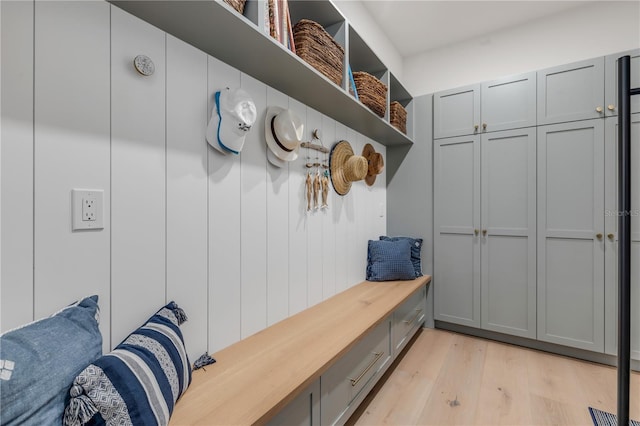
[
  {"x1": 390, "y1": 101, "x2": 407, "y2": 134},
  {"x1": 223, "y1": 0, "x2": 246, "y2": 15},
  {"x1": 293, "y1": 19, "x2": 344, "y2": 87},
  {"x1": 353, "y1": 71, "x2": 387, "y2": 118}
]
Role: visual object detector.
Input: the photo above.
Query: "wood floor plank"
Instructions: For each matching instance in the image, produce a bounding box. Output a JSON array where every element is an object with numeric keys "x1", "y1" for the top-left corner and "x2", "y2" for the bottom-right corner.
[
  {"x1": 475, "y1": 341, "x2": 533, "y2": 425},
  {"x1": 415, "y1": 333, "x2": 487, "y2": 425},
  {"x1": 349, "y1": 328, "x2": 640, "y2": 426}
]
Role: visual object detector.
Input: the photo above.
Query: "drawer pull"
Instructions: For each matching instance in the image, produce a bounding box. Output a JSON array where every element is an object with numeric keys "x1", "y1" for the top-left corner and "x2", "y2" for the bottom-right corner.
[
  {"x1": 349, "y1": 351, "x2": 384, "y2": 387},
  {"x1": 403, "y1": 308, "x2": 423, "y2": 326}
]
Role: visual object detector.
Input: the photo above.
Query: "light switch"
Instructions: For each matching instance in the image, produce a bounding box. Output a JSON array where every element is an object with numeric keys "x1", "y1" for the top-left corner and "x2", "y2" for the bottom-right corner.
[{"x1": 72, "y1": 189, "x2": 104, "y2": 231}]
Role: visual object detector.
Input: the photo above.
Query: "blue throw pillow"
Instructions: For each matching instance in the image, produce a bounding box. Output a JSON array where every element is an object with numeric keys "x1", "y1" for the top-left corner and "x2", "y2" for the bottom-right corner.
[
  {"x1": 380, "y1": 235, "x2": 423, "y2": 277},
  {"x1": 64, "y1": 302, "x2": 191, "y2": 426},
  {"x1": 0, "y1": 295, "x2": 102, "y2": 426},
  {"x1": 367, "y1": 239, "x2": 416, "y2": 281}
]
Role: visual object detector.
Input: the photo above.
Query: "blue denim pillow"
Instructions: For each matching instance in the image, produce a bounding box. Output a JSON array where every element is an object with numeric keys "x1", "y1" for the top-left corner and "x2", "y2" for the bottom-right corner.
[
  {"x1": 367, "y1": 239, "x2": 416, "y2": 281},
  {"x1": 64, "y1": 302, "x2": 191, "y2": 426},
  {"x1": 0, "y1": 295, "x2": 102, "y2": 426},
  {"x1": 380, "y1": 236, "x2": 423, "y2": 277}
]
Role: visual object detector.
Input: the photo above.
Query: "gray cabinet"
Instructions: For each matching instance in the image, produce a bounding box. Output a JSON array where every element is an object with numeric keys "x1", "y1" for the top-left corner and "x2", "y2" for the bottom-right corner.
[
  {"x1": 433, "y1": 84, "x2": 480, "y2": 139},
  {"x1": 480, "y1": 72, "x2": 536, "y2": 133},
  {"x1": 392, "y1": 285, "x2": 426, "y2": 355},
  {"x1": 434, "y1": 130, "x2": 536, "y2": 338},
  {"x1": 321, "y1": 318, "x2": 392, "y2": 426},
  {"x1": 537, "y1": 57, "x2": 605, "y2": 125},
  {"x1": 605, "y1": 49, "x2": 640, "y2": 117},
  {"x1": 480, "y1": 128, "x2": 537, "y2": 339},
  {"x1": 537, "y1": 119, "x2": 605, "y2": 352},
  {"x1": 267, "y1": 380, "x2": 320, "y2": 426},
  {"x1": 433, "y1": 72, "x2": 536, "y2": 139},
  {"x1": 434, "y1": 135, "x2": 481, "y2": 327},
  {"x1": 604, "y1": 114, "x2": 640, "y2": 361}
]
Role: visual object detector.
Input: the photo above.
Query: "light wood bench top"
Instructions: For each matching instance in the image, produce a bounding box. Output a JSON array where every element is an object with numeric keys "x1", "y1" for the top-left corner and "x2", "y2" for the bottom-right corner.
[{"x1": 170, "y1": 276, "x2": 431, "y2": 426}]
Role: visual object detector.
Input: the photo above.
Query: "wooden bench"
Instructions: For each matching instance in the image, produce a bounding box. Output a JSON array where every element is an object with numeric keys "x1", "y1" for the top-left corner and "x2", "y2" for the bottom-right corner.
[{"x1": 170, "y1": 276, "x2": 431, "y2": 425}]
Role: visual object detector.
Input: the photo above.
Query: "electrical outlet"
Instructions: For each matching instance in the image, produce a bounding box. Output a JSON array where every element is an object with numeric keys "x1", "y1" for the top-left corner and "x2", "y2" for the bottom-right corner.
[
  {"x1": 72, "y1": 189, "x2": 104, "y2": 231},
  {"x1": 83, "y1": 197, "x2": 97, "y2": 221}
]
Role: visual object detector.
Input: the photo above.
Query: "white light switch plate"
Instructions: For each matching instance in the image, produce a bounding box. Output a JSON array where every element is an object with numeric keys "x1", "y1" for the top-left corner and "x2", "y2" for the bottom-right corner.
[{"x1": 72, "y1": 189, "x2": 104, "y2": 231}]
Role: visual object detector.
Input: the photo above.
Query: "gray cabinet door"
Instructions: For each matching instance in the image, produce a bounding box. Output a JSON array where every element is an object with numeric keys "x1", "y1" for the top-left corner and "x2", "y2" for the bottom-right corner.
[
  {"x1": 434, "y1": 135, "x2": 481, "y2": 327},
  {"x1": 267, "y1": 379, "x2": 320, "y2": 426},
  {"x1": 605, "y1": 49, "x2": 640, "y2": 117},
  {"x1": 481, "y1": 72, "x2": 536, "y2": 133},
  {"x1": 433, "y1": 84, "x2": 480, "y2": 139},
  {"x1": 480, "y1": 128, "x2": 536, "y2": 339},
  {"x1": 537, "y1": 120, "x2": 605, "y2": 352},
  {"x1": 537, "y1": 58, "x2": 605, "y2": 125},
  {"x1": 604, "y1": 114, "x2": 640, "y2": 360}
]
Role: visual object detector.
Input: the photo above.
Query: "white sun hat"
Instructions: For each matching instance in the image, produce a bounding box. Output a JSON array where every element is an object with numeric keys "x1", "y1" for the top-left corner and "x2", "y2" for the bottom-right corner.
[
  {"x1": 265, "y1": 106, "x2": 303, "y2": 167},
  {"x1": 206, "y1": 87, "x2": 257, "y2": 155}
]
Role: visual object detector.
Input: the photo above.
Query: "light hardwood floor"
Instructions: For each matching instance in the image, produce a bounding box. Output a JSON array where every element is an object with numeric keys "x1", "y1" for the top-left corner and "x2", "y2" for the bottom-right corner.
[{"x1": 347, "y1": 328, "x2": 640, "y2": 426}]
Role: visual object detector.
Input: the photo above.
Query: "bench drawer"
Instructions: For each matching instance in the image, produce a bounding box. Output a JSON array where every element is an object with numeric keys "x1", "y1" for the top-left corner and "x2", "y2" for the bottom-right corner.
[
  {"x1": 393, "y1": 285, "x2": 426, "y2": 356},
  {"x1": 321, "y1": 318, "x2": 391, "y2": 425}
]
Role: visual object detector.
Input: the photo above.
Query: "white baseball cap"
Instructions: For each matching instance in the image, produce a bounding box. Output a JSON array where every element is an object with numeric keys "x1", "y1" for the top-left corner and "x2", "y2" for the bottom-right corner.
[
  {"x1": 265, "y1": 106, "x2": 303, "y2": 167},
  {"x1": 206, "y1": 88, "x2": 257, "y2": 155}
]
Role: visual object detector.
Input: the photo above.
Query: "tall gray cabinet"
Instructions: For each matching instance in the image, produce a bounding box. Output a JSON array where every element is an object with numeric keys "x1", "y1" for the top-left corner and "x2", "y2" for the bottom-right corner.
[
  {"x1": 433, "y1": 51, "x2": 640, "y2": 360},
  {"x1": 433, "y1": 71, "x2": 537, "y2": 339},
  {"x1": 604, "y1": 113, "x2": 640, "y2": 360},
  {"x1": 536, "y1": 119, "x2": 605, "y2": 352}
]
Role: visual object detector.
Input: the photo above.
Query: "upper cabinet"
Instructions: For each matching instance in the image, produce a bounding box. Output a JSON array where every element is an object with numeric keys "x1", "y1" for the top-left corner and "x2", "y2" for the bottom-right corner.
[
  {"x1": 433, "y1": 71, "x2": 536, "y2": 139},
  {"x1": 537, "y1": 57, "x2": 605, "y2": 125},
  {"x1": 109, "y1": 0, "x2": 413, "y2": 146},
  {"x1": 605, "y1": 48, "x2": 640, "y2": 117},
  {"x1": 433, "y1": 84, "x2": 480, "y2": 139},
  {"x1": 480, "y1": 72, "x2": 536, "y2": 133}
]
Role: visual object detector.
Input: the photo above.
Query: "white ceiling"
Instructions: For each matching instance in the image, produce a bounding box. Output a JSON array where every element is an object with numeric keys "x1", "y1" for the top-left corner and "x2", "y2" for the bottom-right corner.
[{"x1": 360, "y1": 1, "x2": 593, "y2": 58}]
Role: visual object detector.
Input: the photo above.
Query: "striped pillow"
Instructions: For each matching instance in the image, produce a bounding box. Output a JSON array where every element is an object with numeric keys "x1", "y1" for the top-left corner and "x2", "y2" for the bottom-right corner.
[{"x1": 64, "y1": 302, "x2": 191, "y2": 426}]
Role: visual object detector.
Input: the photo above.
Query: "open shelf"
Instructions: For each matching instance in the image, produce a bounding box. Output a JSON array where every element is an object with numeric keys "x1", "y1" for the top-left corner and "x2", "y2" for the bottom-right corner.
[{"x1": 109, "y1": 0, "x2": 413, "y2": 146}]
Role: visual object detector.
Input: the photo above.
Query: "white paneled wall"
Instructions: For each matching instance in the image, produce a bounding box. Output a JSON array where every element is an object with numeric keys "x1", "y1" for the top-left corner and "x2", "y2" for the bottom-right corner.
[
  {"x1": 0, "y1": 3, "x2": 387, "y2": 360},
  {"x1": 111, "y1": 6, "x2": 167, "y2": 347},
  {"x1": 33, "y1": 1, "x2": 111, "y2": 350},
  {"x1": 1, "y1": 0, "x2": 34, "y2": 332},
  {"x1": 265, "y1": 87, "x2": 290, "y2": 326},
  {"x1": 166, "y1": 34, "x2": 209, "y2": 360}
]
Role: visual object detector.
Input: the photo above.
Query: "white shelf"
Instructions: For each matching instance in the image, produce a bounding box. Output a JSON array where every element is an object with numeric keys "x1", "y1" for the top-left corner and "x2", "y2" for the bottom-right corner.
[{"x1": 109, "y1": 0, "x2": 413, "y2": 146}]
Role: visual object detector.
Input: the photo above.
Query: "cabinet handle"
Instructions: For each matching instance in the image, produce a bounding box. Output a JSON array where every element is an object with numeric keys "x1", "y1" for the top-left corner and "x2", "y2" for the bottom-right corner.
[
  {"x1": 608, "y1": 233, "x2": 615, "y2": 241},
  {"x1": 474, "y1": 124, "x2": 479, "y2": 131},
  {"x1": 474, "y1": 229, "x2": 479, "y2": 236},
  {"x1": 403, "y1": 308, "x2": 423, "y2": 325},
  {"x1": 482, "y1": 123, "x2": 487, "y2": 130},
  {"x1": 596, "y1": 233, "x2": 603, "y2": 240},
  {"x1": 596, "y1": 106, "x2": 603, "y2": 113},
  {"x1": 349, "y1": 351, "x2": 384, "y2": 387},
  {"x1": 608, "y1": 104, "x2": 615, "y2": 111},
  {"x1": 482, "y1": 229, "x2": 487, "y2": 236}
]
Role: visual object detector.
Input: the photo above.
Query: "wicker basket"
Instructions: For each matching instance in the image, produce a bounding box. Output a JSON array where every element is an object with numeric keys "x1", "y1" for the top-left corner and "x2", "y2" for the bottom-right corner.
[
  {"x1": 390, "y1": 101, "x2": 407, "y2": 134},
  {"x1": 353, "y1": 71, "x2": 387, "y2": 118},
  {"x1": 293, "y1": 19, "x2": 344, "y2": 87},
  {"x1": 223, "y1": 0, "x2": 246, "y2": 15}
]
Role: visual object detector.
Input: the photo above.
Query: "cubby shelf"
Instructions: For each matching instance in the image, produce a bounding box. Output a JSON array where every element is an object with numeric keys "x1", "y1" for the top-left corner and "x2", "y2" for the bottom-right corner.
[{"x1": 109, "y1": 0, "x2": 413, "y2": 146}]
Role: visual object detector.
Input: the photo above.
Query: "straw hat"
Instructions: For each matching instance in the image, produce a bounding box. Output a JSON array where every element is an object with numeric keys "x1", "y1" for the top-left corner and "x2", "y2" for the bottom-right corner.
[
  {"x1": 329, "y1": 140, "x2": 368, "y2": 196},
  {"x1": 362, "y1": 143, "x2": 384, "y2": 186}
]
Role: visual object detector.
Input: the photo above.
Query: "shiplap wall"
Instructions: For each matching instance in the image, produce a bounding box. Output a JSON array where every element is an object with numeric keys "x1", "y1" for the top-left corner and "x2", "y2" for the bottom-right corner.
[{"x1": 0, "y1": 2, "x2": 386, "y2": 361}]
